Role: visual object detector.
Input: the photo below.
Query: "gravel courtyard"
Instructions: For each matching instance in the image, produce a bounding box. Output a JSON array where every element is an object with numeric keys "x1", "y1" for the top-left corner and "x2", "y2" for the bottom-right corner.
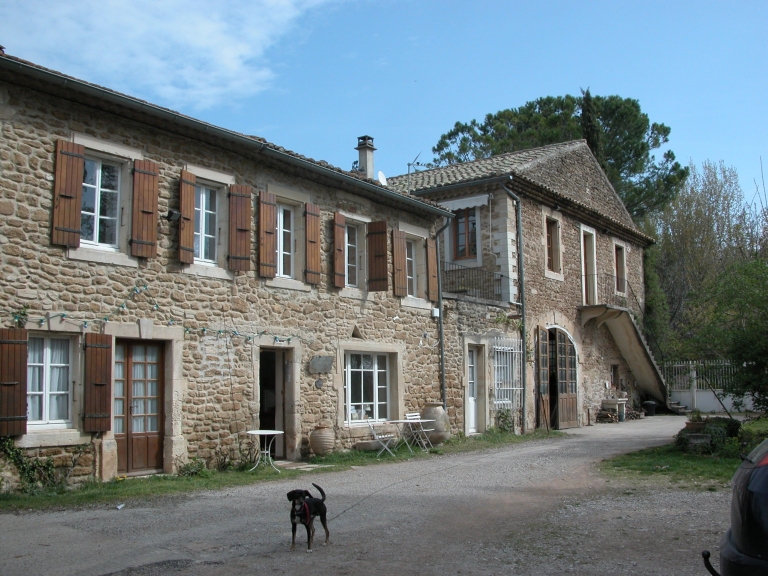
[{"x1": 0, "y1": 415, "x2": 730, "y2": 576}]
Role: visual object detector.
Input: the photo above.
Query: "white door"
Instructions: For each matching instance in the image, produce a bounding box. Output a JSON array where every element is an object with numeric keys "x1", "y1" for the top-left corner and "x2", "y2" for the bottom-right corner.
[{"x1": 467, "y1": 348, "x2": 477, "y2": 433}]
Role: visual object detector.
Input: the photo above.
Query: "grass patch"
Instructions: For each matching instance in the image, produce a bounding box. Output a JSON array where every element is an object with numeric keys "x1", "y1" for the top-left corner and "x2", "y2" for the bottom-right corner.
[
  {"x1": 600, "y1": 444, "x2": 740, "y2": 487},
  {"x1": 0, "y1": 428, "x2": 562, "y2": 512}
]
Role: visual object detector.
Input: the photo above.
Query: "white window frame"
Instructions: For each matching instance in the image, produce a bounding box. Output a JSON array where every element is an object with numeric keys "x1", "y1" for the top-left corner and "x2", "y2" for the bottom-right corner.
[
  {"x1": 581, "y1": 224, "x2": 598, "y2": 305},
  {"x1": 613, "y1": 240, "x2": 627, "y2": 295},
  {"x1": 276, "y1": 203, "x2": 294, "y2": 278},
  {"x1": 406, "y1": 239, "x2": 417, "y2": 297},
  {"x1": 344, "y1": 352, "x2": 390, "y2": 423},
  {"x1": 398, "y1": 223, "x2": 430, "y2": 306},
  {"x1": 541, "y1": 207, "x2": 564, "y2": 281},
  {"x1": 337, "y1": 210, "x2": 370, "y2": 296},
  {"x1": 27, "y1": 335, "x2": 74, "y2": 429},
  {"x1": 194, "y1": 183, "x2": 219, "y2": 264},
  {"x1": 346, "y1": 222, "x2": 362, "y2": 288},
  {"x1": 80, "y1": 156, "x2": 121, "y2": 249}
]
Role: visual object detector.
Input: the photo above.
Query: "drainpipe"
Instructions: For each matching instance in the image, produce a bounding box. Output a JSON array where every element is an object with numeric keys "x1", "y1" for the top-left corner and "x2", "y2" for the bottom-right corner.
[
  {"x1": 435, "y1": 219, "x2": 452, "y2": 409},
  {"x1": 500, "y1": 178, "x2": 527, "y2": 433}
]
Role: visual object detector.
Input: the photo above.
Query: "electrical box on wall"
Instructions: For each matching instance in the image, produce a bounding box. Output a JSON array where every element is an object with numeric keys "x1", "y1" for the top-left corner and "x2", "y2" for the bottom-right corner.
[{"x1": 431, "y1": 308, "x2": 440, "y2": 318}]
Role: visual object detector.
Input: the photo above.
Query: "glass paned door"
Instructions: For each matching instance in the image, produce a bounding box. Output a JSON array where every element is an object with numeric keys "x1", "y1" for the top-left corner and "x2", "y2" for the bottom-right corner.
[
  {"x1": 114, "y1": 341, "x2": 164, "y2": 474},
  {"x1": 467, "y1": 348, "x2": 477, "y2": 433}
]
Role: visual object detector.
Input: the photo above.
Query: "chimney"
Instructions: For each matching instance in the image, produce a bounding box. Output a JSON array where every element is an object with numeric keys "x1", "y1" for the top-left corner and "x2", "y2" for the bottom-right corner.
[{"x1": 355, "y1": 135, "x2": 376, "y2": 179}]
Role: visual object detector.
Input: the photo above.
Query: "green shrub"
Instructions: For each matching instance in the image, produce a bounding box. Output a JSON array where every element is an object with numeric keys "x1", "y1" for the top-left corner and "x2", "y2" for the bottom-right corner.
[
  {"x1": 177, "y1": 458, "x2": 209, "y2": 478},
  {"x1": 702, "y1": 422, "x2": 728, "y2": 452},
  {"x1": 706, "y1": 417, "x2": 741, "y2": 438}
]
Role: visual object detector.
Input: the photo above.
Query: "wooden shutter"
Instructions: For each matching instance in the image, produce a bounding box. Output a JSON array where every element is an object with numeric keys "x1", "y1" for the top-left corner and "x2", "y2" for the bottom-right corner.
[
  {"x1": 130, "y1": 159, "x2": 159, "y2": 258},
  {"x1": 83, "y1": 333, "x2": 112, "y2": 433},
  {"x1": 228, "y1": 184, "x2": 253, "y2": 272},
  {"x1": 426, "y1": 238, "x2": 438, "y2": 302},
  {"x1": 333, "y1": 212, "x2": 346, "y2": 288},
  {"x1": 178, "y1": 171, "x2": 196, "y2": 264},
  {"x1": 392, "y1": 229, "x2": 407, "y2": 297},
  {"x1": 367, "y1": 221, "x2": 388, "y2": 292},
  {"x1": 51, "y1": 139, "x2": 85, "y2": 248},
  {"x1": 0, "y1": 328, "x2": 28, "y2": 436},
  {"x1": 304, "y1": 203, "x2": 321, "y2": 284},
  {"x1": 258, "y1": 191, "x2": 277, "y2": 278}
]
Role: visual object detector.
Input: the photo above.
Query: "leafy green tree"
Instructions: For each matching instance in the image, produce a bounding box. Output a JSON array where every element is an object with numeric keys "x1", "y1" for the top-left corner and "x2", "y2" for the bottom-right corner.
[
  {"x1": 432, "y1": 94, "x2": 688, "y2": 219},
  {"x1": 579, "y1": 88, "x2": 604, "y2": 168},
  {"x1": 693, "y1": 258, "x2": 768, "y2": 412}
]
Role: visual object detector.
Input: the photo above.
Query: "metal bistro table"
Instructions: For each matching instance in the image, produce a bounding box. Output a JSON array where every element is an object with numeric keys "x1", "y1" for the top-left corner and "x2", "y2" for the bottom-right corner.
[
  {"x1": 387, "y1": 419, "x2": 435, "y2": 453},
  {"x1": 246, "y1": 430, "x2": 284, "y2": 473}
]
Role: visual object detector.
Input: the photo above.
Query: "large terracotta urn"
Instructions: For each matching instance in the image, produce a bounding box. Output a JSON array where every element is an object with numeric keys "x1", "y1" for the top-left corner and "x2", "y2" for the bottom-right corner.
[
  {"x1": 309, "y1": 425, "x2": 335, "y2": 456},
  {"x1": 421, "y1": 402, "x2": 451, "y2": 446}
]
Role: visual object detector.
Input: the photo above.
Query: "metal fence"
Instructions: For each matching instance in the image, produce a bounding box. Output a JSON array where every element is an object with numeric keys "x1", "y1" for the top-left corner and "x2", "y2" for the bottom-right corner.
[
  {"x1": 441, "y1": 261, "x2": 507, "y2": 302},
  {"x1": 492, "y1": 337, "x2": 524, "y2": 431},
  {"x1": 661, "y1": 360, "x2": 738, "y2": 392}
]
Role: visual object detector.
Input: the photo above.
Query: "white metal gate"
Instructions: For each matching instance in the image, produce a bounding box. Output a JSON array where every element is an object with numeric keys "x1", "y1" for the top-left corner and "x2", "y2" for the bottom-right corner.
[{"x1": 492, "y1": 338, "x2": 524, "y2": 433}]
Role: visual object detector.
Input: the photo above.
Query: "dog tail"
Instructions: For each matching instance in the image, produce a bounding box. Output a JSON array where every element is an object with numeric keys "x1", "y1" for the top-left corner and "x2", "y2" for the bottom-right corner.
[{"x1": 312, "y1": 483, "x2": 326, "y2": 502}]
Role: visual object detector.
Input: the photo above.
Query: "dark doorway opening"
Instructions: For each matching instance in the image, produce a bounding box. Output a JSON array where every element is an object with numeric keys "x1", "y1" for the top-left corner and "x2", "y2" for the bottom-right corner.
[{"x1": 259, "y1": 349, "x2": 285, "y2": 457}]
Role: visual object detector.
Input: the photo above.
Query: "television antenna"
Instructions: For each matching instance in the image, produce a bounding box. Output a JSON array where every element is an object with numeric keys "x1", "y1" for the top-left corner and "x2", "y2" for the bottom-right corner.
[{"x1": 406, "y1": 152, "x2": 428, "y2": 193}]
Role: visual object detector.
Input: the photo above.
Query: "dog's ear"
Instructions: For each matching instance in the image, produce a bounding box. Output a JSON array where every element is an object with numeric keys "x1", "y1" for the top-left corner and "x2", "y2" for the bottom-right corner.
[
  {"x1": 304, "y1": 490, "x2": 312, "y2": 498},
  {"x1": 287, "y1": 491, "x2": 295, "y2": 501}
]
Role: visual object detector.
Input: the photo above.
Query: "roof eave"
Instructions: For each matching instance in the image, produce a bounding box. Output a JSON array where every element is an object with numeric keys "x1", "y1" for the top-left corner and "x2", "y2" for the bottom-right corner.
[{"x1": 0, "y1": 55, "x2": 453, "y2": 220}]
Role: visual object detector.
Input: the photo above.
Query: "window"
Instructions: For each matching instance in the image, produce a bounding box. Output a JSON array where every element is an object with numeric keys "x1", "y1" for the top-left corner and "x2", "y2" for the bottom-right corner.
[
  {"x1": 194, "y1": 185, "x2": 218, "y2": 263},
  {"x1": 27, "y1": 336, "x2": 71, "y2": 427},
  {"x1": 406, "y1": 240, "x2": 416, "y2": 296},
  {"x1": 81, "y1": 157, "x2": 120, "y2": 247},
  {"x1": 546, "y1": 217, "x2": 561, "y2": 273},
  {"x1": 582, "y1": 227, "x2": 597, "y2": 304},
  {"x1": 276, "y1": 204, "x2": 294, "y2": 278},
  {"x1": 454, "y1": 207, "x2": 477, "y2": 259},
  {"x1": 615, "y1": 244, "x2": 626, "y2": 293},
  {"x1": 346, "y1": 224, "x2": 360, "y2": 287},
  {"x1": 344, "y1": 353, "x2": 389, "y2": 422}
]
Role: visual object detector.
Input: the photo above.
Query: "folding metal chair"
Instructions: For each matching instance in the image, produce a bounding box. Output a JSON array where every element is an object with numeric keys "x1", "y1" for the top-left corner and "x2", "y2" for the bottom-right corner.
[
  {"x1": 405, "y1": 412, "x2": 434, "y2": 451},
  {"x1": 367, "y1": 420, "x2": 396, "y2": 457}
]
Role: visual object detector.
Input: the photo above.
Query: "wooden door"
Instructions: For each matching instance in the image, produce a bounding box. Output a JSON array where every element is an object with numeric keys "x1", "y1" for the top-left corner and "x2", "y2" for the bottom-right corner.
[
  {"x1": 555, "y1": 331, "x2": 579, "y2": 429},
  {"x1": 536, "y1": 326, "x2": 550, "y2": 429},
  {"x1": 114, "y1": 342, "x2": 164, "y2": 474}
]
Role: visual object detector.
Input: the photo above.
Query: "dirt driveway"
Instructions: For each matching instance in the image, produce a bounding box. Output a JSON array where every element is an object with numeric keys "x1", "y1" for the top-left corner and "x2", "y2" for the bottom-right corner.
[{"x1": 0, "y1": 415, "x2": 730, "y2": 576}]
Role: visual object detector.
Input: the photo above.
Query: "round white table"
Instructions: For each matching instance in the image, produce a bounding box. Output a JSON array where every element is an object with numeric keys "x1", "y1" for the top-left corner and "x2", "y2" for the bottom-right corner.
[{"x1": 246, "y1": 430, "x2": 284, "y2": 473}]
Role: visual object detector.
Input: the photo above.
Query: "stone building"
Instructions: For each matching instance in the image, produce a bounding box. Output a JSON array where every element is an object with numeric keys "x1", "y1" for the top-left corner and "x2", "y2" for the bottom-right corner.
[
  {"x1": 0, "y1": 53, "x2": 528, "y2": 484},
  {"x1": 388, "y1": 141, "x2": 667, "y2": 432}
]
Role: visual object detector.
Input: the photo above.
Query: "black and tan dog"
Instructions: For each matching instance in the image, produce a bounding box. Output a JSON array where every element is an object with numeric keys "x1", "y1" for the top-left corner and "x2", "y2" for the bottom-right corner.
[{"x1": 287, "y1": 483, "x2": 329, "y2": 552}]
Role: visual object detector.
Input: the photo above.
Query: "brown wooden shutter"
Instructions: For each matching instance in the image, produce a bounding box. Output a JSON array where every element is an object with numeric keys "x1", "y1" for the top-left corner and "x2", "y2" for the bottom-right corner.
[
  {"x1": 51, "y1": 140, "x2": 85, "y2": 248},
  {"x1": 392, "y1": 229, "x2": 407, "y2": 297},
  {"x1": 228, "y1": 184, "x2": 253, "y2": 272},
  {"x1": 333, "y1": 212, "x2": 346, "y2": 289},
  {"x1": 130, "y1": 159, "x2": 159, "y2": 258},
  {"x1": 0, "y1": 328, "x2": 28, "y2": 436},
  {"x1": 367, "y1": 221, "x2": 388, "y2": 292},
  {"x1": 426, "y1": 237, "x2": 438, "y2": 302},
  {"x1": 178, "y1": 171, "x2": 196, "y2": 264},
  {"x1": 258, "y1": 191, "x2": 277, "y2": 278},
  {"x1": 83, "y1": 333, "x2": 112, "y2": 433},
  {"x1": 304, "y1": 203, "x2": 321, "y2": 284}
]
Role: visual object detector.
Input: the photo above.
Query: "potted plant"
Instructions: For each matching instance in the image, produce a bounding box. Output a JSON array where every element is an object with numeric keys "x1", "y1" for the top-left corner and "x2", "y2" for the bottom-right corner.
[{"x1": 685, "y1": 409, "x2": 706, "y2": 432}]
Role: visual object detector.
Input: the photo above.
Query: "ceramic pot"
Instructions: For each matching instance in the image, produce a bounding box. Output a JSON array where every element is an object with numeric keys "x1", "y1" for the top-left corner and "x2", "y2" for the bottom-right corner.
[
  {"x1": 309, "y1": 425, "x2": 335, "y2": 456},
  {"x1": 685, "y1": 421, "x2": 706, "y2": 433},
  {"x1": 421, "y1": 402, "x2": 451, "y2": 445}
]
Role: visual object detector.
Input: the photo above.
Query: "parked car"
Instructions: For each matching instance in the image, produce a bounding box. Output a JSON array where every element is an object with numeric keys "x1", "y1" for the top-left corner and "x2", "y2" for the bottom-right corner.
[{"x1": 703, "y1": 438, "x2": 768, "y2": 575}]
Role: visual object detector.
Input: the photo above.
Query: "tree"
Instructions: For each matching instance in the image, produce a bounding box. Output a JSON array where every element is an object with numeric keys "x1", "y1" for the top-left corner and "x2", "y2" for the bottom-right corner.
[
  {"x1": 650, "y1": 161, "x2": 763, "y2": 348},
  {"x1": 431, "y1": 94, "x2": 688, "y2": 219},
  {"x1": 693, "y1": 258, "x2": 768, "y2": 412},
  {"x1": 579, "y1": 88, "x2": 604, "y2": 168}
]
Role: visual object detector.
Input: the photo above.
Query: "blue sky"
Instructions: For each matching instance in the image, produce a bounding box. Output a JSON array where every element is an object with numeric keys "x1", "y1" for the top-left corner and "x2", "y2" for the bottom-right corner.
[{"x1": 1, "y1": 0, "x2": 766, "y2": 201}]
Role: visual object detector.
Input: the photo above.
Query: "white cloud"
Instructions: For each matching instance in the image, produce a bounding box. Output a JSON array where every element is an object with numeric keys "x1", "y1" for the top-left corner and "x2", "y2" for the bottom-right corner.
[{"x1": 0, "y1": 0, "x2": 331, "y2": 110}]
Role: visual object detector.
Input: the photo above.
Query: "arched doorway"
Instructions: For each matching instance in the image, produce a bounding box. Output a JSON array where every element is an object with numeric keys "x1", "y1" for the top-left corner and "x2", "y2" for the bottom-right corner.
[{"x1": 536, "y1": 326, "x2": 579, "y2": 430}]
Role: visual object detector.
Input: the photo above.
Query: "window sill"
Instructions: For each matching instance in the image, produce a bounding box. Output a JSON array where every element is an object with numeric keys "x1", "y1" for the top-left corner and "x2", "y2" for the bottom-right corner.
[
  {"x1": 339, "y1": 287, "x2": 374, "y2": 301},
  {"x1": 16, "y1": 428, "x2": 91, "y2": 448},
  {"x1": 265, "y1": 277, "x2": 311, "y2": 292},
  {"x1": 67, "y1": 247, "x2": 138, "y2": 268},
  {"x1": 544, "y1": 269, "x2": 564, "y2": 281},
  {"x1": 183, "y1": 263, "x2": 234, "y2": 281},
  {"x1": 450, "y1": 258, "x2": 482, "y2": 269},
  {"x1": 401, "y1": 296, "x2": 432, "y2": 311}
]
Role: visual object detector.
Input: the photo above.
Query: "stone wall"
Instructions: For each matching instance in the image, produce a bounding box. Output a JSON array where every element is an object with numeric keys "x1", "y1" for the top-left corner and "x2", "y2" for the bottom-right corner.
[{"x1": 0, "y1": 78, "x2": 494, "y2": 474}]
